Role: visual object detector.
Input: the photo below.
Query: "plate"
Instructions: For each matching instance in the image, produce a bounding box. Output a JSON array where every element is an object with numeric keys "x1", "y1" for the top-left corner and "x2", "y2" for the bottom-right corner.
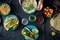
[
  {"x1": 3, "y1": 14, "x2": 19, "y2": 31},
  {"x1": 22, "y1": 25, "x2": 39, "y2": 40},
  {"x1": 0, "y1": 3, "x2": 11, "y2": 16},
  {"x1": 22, "y1": 0, "x2": 37, "y2": 14}
]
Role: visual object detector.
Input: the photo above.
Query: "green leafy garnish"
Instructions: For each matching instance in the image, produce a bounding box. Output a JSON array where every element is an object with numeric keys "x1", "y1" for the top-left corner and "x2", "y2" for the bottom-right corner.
[{"x1": 24, "y1": 4, "x2": 34, "y2": 11}]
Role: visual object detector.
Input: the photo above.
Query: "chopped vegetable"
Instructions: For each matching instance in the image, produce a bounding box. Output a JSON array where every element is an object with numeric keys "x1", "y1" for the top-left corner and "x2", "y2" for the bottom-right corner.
[
  {"x1": 29, "y1": 34, "x2": 34, "y2": 38},
  {"x1": 51, "y1": 32, "x2": 56, "y2": 36},
  {"x1": 23, "y1": 28, "x2": 30, "y2": 36},
  {"x1": 22, "y1": 25, "x2": 39, "y2": 40},
  {"x1": 23, "y1": 32, "x2": 26, "y2": 35},
  {"x1": 29, "y1": 15, "x2": 36, "y2": 22},
  {"x1": 37, "y1": 16, "x2": 42, "y2": 22},
  {"x1": 32, "y1": 29, "x2": 39, "y2": 34},
  {"x1": 43, "y1": 7, "x2": 53, "y2": 18},
  {"x1": 22, "y1": 0, "x2": 37, "y2": 14},
  {"x1": 22, "y1": 27, "x2": 35, "y2": 39},
  {"x1": 0, "y1": 3, "x2": 10, "y2": 15},
  {"x1": 4, "y1": 15, "x2": 19, "y2": 31}
]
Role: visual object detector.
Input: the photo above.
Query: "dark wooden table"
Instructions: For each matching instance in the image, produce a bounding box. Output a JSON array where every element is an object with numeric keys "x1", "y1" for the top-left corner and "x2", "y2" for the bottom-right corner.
[{"x1": 0, "y1": 0, "x2": 60, "y2": 40}]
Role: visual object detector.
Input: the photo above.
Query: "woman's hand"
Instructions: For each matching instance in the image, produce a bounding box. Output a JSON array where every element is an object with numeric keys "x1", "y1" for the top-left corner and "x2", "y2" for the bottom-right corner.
[
  {"x1": 36, "y1": 0, "x2": 43, "y2": 11},
  {"x1": 19, "y1": 0, "x2": 22, "y2": 5}
]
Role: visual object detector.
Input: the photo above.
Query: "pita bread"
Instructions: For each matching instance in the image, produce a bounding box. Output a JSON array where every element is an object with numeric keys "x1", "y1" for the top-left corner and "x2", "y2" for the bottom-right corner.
[{"x1": 50, "y1": 13, "x2": 60, "y2": 31}]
